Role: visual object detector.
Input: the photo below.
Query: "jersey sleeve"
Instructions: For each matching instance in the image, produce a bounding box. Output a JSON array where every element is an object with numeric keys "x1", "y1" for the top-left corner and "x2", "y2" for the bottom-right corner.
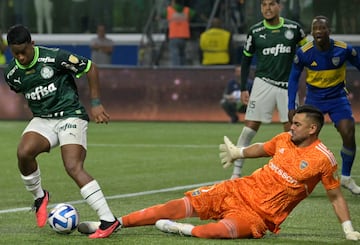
[
  {"x1": 240, "y1": 29, "x2": 254, "y2": 91},
  {"x1": 263, "y1": 133, "x2": 285, "y2": 156},
  {"x1": 288, "y1": 50, "x2": 304, "y2": 110},
  {"x1": 243, "y1": 31, "x2": 255, "y2": 57},
  {"x1": 56, "y1": 49, "x2": 91, "y2": 78},
  {"x1": 296, "y1": 24, "x2": 307, "y2": 46},
  {"x1": 346, "y1": 44, "x2": 360, "y2": 70},
  {"x1": 4, "y1": 61, "x2": 21, "y2": 93},
  {"x1": 320, "y1": 155, "x2": 340, "y2": 190}
]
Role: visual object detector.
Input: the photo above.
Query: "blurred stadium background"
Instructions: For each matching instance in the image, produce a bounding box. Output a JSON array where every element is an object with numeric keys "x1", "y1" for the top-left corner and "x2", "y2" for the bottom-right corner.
[{"x1": 1, "y1": 0, "x2": 360, "y2": 122}]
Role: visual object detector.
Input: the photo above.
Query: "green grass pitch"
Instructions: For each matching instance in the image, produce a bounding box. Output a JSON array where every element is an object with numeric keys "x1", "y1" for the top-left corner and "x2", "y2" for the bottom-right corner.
[{"x1": 0, "y1": 121, "x2": 359, "y2": 245}]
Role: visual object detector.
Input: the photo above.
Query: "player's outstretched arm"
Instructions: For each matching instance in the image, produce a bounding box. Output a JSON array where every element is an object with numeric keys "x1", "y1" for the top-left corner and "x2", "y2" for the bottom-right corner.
[
  {"x1": 219, "y1": 136, "x2": 269, "y2": 168},
  {"x1": 327, "y1": 187, "x2": 360, "y2": 240}
]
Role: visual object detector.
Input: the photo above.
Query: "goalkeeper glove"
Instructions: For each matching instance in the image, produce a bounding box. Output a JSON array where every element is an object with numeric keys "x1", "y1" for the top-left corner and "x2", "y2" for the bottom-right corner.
[
  {"x1": 219, "y1": 136, "x2": 244, "y2": 168},
  {"x1": 343, "y1": 220, "x2": 360, "y2": 240}
]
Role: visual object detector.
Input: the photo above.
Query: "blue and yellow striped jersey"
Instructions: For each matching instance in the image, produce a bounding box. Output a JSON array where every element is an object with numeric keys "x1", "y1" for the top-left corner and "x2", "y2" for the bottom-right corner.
[{"x1": 288, "y1": 39, "x2": 360, "y2": 109}]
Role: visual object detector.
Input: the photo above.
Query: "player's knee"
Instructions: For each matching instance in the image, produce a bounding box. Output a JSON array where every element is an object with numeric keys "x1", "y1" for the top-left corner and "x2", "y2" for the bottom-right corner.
[
  {"x1": 17, "y1": 144, "x2": 38, "y2": 161},
  {"x1": 64, "y1": 161, "x2": 83, "y2": 177}
]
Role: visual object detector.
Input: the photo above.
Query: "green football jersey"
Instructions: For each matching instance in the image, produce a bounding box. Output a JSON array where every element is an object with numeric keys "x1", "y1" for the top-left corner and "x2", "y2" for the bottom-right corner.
[
  {"x1": 243, "y1": 17, "x2": 306, "y2": 88},
  {"x1": 4, "y1": 46, "x2": 90, "y2": 120}
]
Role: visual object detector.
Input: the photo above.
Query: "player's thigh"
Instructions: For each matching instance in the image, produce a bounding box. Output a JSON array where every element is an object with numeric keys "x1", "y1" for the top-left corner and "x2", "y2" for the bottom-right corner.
[
  {"x1": 306, "y1": 97, "x2": 353, "y2": 126},
  {"x1": 245, "y1": 78, "x2": 276, "y2": 123},
  {"x1": 23, "y1": 117, "x2": 59, "y2": 148},
  {"x1": 55, "y1": 118, "x2": 88, "y2": 149},
  {"x1": 328, "y1": 98, "x2": 354, "y2": 127}
]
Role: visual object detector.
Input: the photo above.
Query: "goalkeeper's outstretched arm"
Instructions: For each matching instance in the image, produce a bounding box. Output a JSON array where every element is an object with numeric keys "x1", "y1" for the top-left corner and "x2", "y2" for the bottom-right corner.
[
  {"x1": 219, "y1": 136, "x2": 269, "y2": 168},
  {"x1": 327, "y1": 187, "x2": 360, "y2": 241}
]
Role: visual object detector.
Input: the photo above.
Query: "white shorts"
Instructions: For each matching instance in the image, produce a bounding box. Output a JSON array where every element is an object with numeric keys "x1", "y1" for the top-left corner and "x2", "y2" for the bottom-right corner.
[
  {"x1": 245, "y1": 77, "x2": 291, "y2": 123},
  {"x1": 23, "y1": 117, "x2": 88, "y2": 149}
]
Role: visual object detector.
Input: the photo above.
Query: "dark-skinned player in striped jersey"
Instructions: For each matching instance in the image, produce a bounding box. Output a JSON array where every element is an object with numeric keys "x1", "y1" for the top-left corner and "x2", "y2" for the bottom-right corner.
[
  {"x1": 288, "y1": 16, "x2": 360, "y2": 195},
  {"x1": 229, "y1": 0, "x2": 307, "y2": 179}
]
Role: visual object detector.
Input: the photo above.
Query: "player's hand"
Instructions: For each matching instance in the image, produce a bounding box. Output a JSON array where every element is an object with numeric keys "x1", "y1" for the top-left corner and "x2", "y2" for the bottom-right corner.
[
  {"x1": 240, "y1": 91, "x2": 249, "y2": 105},
  {"x1": 288, "y1": 109, "x2": 295, "y2": 123},
  {"x1": 219, "y1": 136, "x2": 244, "y2": 168},
  {"x1": 91, "y1": 104, "x2": 110, "y2": 123},
  {"x1": 345, "y1": 231, "x2": 360, "y2": 240}
]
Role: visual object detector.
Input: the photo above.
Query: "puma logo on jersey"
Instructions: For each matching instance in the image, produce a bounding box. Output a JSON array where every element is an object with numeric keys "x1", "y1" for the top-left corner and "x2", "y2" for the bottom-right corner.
[
  {"x1": 259, "y1": 34, "x2": 266, "y2": 39},
  {"x1": 25, "y1": 82, "x2": 57, "y2": 100},
  {"x1": 311, "y1": 61, "x2": 318, "y2": 66}
]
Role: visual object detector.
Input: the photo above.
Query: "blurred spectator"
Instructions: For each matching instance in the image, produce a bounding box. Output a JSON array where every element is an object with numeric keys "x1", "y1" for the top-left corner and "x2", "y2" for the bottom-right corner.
[
  {"x1": 199, "y1": 18, "x2": 232, "y2": 65},
  {"x1": 88, "y1": 0, "x2": 113, "y2": 33},
  {"x1": 220, "y1": 66, "x2": 252, "y2": 123},
  {"x1": 90, "y1": 24, "x2": 114, "y2": 65},
  {"x1": 0, "y1": 31, "x2": 7, "y2": 64},
  {"x1": 0, "y1": 0, "x2": 8, "y2": 32},
  {"x1": 188, "y1": 0, "x2": 215, "y2": 35},
  {"x1": 70, "y1": 0, "x2": 89, "y2": 33},
  {"x1": 231, "y1": 0, "x2": 246, "y2": 33},
  {"x1": 34, "y1": 0, "x2": 53, "y2": 33},
  {"x1": 312, "y1": 0, "x2": 340, "y2": 32},
  {"x1": 13, "y1": 0, "x2": 29, "y2": 26},
  {"x1": 339, "y1": 0, "x2": 360, "y2": 33},
  {"x1": 165, "y1": 0, "x2": 195, "y2": 66},
  {"x1": 281, "y1": 0, "x2": 301, "y2": 23}
]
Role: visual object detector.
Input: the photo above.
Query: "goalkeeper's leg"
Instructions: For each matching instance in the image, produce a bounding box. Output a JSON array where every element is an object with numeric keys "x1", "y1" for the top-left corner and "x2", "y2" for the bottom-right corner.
[
  {"x1": 79, "y1": 198, "x2": 194, "y2": 234},
  {"x1": 192, "y1": 218, "x2": 253, "y2": 238},
  {"x1": 231, "y1": 126, "x2": 257, "y2": 179},
  {"x1": 121, "y1": 197, "x2": 193, "y2": 227}
]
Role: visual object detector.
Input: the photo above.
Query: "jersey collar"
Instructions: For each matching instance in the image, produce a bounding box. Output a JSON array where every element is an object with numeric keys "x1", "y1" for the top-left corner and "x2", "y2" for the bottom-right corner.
[{"x1": 263, "y1": 17, "x2": 284, "y2": 30}]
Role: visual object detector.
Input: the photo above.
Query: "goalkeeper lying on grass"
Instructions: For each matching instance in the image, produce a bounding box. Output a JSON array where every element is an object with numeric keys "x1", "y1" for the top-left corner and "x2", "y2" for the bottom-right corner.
[{"x1": 78, "y1": 104, "x2": 360, "y2": 240}]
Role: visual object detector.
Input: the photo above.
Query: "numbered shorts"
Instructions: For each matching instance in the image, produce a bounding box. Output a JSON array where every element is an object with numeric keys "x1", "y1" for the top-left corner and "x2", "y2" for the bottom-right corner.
[
  {"x1": 23, "y1": 117, "x2": 88, "y2": 149},
  {"x1": 245, "y1": 77, "x2": 289, "y2": 123}
]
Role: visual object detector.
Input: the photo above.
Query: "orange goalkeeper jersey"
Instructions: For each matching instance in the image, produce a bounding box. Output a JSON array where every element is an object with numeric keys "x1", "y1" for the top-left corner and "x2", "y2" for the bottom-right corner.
[
  {"x1": 240, "y1": 132, "x2": 339, "y2": 230},
  {"x1": 186, "y1": 132, "x2": 339, "y2": 237}
]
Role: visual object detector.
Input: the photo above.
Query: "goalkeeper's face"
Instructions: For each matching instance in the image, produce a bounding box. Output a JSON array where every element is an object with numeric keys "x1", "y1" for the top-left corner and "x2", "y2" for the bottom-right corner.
[{"x1": 290, "y1": 113, "x2": 317, "y2": 146}]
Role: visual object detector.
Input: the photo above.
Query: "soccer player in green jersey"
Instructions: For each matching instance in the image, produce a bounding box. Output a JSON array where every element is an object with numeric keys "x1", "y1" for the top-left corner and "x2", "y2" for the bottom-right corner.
[
  {"x1": 229, "y1": 0, "x2": 307, "y2": 178},
  {"x1": 4, "y1": 24, "x2": 120, "y2": 239}
]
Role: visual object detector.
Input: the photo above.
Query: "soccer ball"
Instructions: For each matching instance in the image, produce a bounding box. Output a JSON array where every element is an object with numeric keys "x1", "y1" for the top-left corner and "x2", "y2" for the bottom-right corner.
[{"x1": 48, "y1": 203, "x2": 79, "y2": 234}]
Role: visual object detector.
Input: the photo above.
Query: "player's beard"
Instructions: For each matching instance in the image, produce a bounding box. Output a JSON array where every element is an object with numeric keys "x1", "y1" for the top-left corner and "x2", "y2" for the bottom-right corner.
[
  {"x1": 265, "y1": 16, "x2": 277, "y2": 23},
  {"x1": 290, "y1": 130, "x2": 307, "y2": 146}
]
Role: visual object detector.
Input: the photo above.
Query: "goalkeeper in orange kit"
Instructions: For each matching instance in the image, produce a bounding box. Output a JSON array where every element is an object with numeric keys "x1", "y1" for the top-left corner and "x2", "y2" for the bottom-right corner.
[{"x1": 79, "y1": 105, "x2": 360, "y2": 241}]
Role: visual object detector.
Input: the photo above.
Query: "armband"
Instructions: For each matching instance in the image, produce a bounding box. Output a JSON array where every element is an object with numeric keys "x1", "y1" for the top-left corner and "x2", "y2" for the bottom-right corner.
[{"x1": 91, "y1": 98, "x2": 101, "y2": 107}]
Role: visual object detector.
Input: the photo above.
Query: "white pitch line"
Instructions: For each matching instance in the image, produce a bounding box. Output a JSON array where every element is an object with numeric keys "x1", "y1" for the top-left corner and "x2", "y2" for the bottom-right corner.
[
  {"x1": 0, "y1": 181, "x2": 220, "y2": 215},
  {"x1": 89, "y1": 143, "x2": 216, "y2": 148}
]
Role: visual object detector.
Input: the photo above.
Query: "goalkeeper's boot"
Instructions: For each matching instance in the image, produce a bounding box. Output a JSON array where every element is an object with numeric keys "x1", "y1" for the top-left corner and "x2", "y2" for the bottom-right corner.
[
  {"x1": 155, "y1": 219, "x2": 194, "y2": 236},
  {"x1": 341, "y1": 177, "x2": 360, "y2": 195},
  {"x1": 32, "y1": 190, "x2": 50, "y2": 227},
  {"x1": 88, "y1": 218, "x2": 120, "y2": 239}
]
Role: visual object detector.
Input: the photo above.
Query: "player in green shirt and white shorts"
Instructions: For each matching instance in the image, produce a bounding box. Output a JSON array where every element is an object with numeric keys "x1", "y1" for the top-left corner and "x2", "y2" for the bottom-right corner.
[
  {"x1": 4, "y1": 24, "x2": 120, "y2": 239},
  {"x1": 228, "y1": 0, "x2": 307, "y2": 178}
]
